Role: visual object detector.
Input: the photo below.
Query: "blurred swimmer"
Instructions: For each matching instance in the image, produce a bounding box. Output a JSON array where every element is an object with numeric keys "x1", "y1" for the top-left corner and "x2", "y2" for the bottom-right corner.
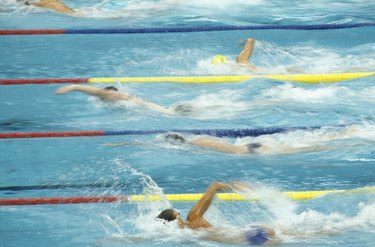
[
  {"x1": 17, "y1": 0, "x2": 75, "y2": 15},
  {"x1": 160, "y1": 133, "x2": 324, "y2": 155},
  {"x1": 55, "y1": 84, "x2": 193, "y2": 116},
  {"x1": 212, "y1": 38, "x2": 257, "y2": 70},
  {"x1": 156, "y1": 181, "x2": 275, "y2": 245},
  {"x1": 156, "y1": 127, "x2": 359, "y2": 155},
  {"x1": 107, "y1": 126, "x2": 361, "y2": 155}
]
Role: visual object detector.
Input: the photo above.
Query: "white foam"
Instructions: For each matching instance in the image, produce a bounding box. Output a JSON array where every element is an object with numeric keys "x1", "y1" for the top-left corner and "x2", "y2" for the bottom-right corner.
[
  {"x1": 173, "y1": 89, "x2": 253, "y2": 119},
  {"x1": 77, "y1": 0, "x2": 178, "y2": 19},
  {"x1": 249, "y1": 41, "x2": 375, "y2": 74},
  {"x1": 232, "y1": 185, "x2": 375, "y2": 242},
  {"x1": 184, "y1": 0, "x2": 265, "y2": 9},
  {"x1": 274, "y1": 201, "x2": 375, "y2": 241},
  {"x1": 260, "y1": 84, "x2": 340, "y2": 104},
  {"x1": 93, "y1": 164, "x2": 375, "y2": 245},
  {"x1": 193, "y1": 57, "x2": 253, "y2": 75},
  {"x1": 235, "y1": 124, "x2": 375, "y2": 155}
]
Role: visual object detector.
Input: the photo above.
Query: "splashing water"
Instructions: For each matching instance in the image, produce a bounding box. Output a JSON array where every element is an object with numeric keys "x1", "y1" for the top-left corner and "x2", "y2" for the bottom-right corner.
[{"x1": 93, "y1": 166, "x2": 375, "y2": 245}]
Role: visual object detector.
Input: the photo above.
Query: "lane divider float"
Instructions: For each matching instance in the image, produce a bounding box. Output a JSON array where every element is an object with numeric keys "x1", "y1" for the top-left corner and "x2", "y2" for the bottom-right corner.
[
  {"x1": 1, "y1": 23, "x2": 375, "y2": 36},
  {"x1": 0, "y1": 126, "x2": 323, "y2": 139},
  {"x1": 1, "y1": 72, "x2": 374, "y2": 85},
  {"x1": 1, "y1": 187, "x2": 373, "y2": 206}
]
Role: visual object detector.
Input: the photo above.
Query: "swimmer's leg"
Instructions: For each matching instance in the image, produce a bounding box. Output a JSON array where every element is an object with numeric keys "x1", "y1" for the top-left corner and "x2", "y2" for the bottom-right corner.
[
  {"x1": 188, "y1": 136, "x2": 249, "y2": 154},
  {"x1": 236, "y1": 38, "x2": 256, "y2": 70}
]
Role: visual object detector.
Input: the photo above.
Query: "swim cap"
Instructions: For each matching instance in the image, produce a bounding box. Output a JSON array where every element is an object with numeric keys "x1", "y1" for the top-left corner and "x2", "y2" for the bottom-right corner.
[{"x1": 211, "y1": 55, "x2": 230, "y2": 64}]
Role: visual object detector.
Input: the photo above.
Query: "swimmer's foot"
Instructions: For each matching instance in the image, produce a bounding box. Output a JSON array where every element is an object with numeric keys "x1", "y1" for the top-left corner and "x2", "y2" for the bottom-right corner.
[{"x1": 164, "y1": 133, "x2": 186, "y2": 143}]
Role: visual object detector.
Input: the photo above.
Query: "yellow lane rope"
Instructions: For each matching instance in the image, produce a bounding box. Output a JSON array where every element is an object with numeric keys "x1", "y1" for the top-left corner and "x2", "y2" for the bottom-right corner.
[
  {"x1": 88, "y1": 72, "x2": 375, "y2": 84},
  {"x1": 129, "y1": 187, "x2": 375, "y2": 202}
]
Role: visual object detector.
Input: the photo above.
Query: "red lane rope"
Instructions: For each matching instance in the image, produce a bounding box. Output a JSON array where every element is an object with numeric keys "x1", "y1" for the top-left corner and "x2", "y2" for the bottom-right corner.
[
  {"x1": 0, "y1": 78, "x2": 88, "y2": 85},
  {"x1": 0, "y1": 196, "x2": 130, "y2": 205},
  {"x1": 0, "y1": 29, "x2": 65, "y2": 35},
  {"x1": 0, "y1": 131, "x2": 105, "y2": 139}
]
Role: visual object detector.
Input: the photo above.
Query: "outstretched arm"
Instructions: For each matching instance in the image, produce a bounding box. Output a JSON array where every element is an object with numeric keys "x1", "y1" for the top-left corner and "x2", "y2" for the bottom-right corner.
[
  {"x1": 55, "y1": 84, "x2": 174, "y2": 115},
  {"x1": 55, "y1": 84, "x2": 123, "y2": 100},
  {"x1": 31, "y1": 0, "x2": 75, "y2": 15}
]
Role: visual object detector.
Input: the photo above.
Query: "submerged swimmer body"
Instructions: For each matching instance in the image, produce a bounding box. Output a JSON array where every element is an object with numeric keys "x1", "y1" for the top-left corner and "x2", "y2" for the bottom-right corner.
[
  {"x1": 156, "y1": 182, "x2": 275, "y2": 245},
  {"x1": 18, "y1": 0, "x2": 75, "y2": 15}
]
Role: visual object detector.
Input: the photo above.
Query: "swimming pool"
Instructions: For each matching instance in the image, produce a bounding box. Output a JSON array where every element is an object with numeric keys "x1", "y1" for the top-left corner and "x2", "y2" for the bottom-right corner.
[{"x1": 1, "y1": 0, "x2": 375, "y2": 246}]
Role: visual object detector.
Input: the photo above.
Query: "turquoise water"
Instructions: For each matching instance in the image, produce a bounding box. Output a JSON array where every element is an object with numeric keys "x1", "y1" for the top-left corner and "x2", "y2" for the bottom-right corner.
[{"x1": 1, "y1": 1, "x2": 375, "y2": 246}]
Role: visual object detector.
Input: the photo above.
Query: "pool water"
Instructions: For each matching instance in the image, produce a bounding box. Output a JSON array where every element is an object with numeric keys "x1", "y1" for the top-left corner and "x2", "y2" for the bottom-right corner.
[{"x1": 0, "y1": 0, "x2": 375, "y2": 246}]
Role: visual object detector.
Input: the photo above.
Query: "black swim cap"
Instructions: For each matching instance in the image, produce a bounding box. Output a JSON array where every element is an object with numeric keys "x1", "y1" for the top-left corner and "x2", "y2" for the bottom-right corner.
[
  {"x1": 104, "y1": 86, "x2": 118, "y2": 91},
  {"x1": 164, "y1": 133, "x2": 185, "y2": 143},
  {"x1": 156, "y1": 209, "x2": 178, "y2": 222},
  {"x1": 174, "y1": 103, "x2": 193, "y2": 116}
]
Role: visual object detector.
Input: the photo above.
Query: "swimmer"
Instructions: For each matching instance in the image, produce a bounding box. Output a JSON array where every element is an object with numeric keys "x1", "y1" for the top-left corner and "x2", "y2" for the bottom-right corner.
[
  {"x1": 115, "y1": 126, "x2": 358, "y2": 155},
  {"x1": 156, "y1": 182, "x2": 276, "y2": 245},
  {"x1": 158, "y1": 127, "x2": 360, "y2": 155},
  {"x1": 17, "y1": 0, "x2": 75, "y2": 15},
  {"x1": 212, "y1": 38, "x2": 257, "y2": 70},
  {"x1": 162, "y1": 133, "x2": 322, "y2": 155},
  {"x1": 55, "y1": 84, "x2": 191, "y2": 115}
]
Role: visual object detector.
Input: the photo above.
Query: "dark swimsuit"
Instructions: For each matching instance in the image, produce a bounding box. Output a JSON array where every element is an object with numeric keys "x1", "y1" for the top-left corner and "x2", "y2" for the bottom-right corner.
[
  {"x1": 246, "y1": 143, "x2": 262, "y2": 154},
  {"x1": 245, "y1": 227, "x2": 270, "y2": 245}
]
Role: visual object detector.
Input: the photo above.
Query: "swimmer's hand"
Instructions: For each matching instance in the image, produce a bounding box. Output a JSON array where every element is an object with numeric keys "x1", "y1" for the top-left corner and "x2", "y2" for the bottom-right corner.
[
  {"x1": 246, "y1": 64, "x2": 257, "y2": 70},
  {"x1": 55, "y1": 85, "x2": 78, "y2": 94},
  {"x1": 230, "y1": 182, "x2": 253, "y2": 191},
  {"x1": 237, "y1": 62, "x2": 257, "y2": 71}
]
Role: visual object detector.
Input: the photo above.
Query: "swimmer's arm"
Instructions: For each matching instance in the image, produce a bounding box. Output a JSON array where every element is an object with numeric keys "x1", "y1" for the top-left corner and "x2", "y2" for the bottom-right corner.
[
  {"x1": 55, "y1": 85, "x2": 122, "y2": 101},
  {"x1": 236, "y1": 38, "x2": 257, "y2": 71},
  {"x1": 32, "y1": 0, "x2": 76, "y2": 15},
  {"x1": 188, "y1": 182, "x2": 233, "y2": 218},
  {"x1": 55, "y1": 85, "x2": 174, "y2": 114}
]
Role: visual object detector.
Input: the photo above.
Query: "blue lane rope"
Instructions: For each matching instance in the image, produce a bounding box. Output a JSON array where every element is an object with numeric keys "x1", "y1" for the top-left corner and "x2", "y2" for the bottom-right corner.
[
  {"x1": 1, "y1": 23, "x2": 374, "y2": 36},
  {"x1": 104, "y1": 126, "x2": 321, "y2": 138},
  {"x1": 0, "y1": 126, "x2": 324, "y2": 139},
  {"x1": 65, "y1": 23, "x2": 375, "y2": 34}
]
